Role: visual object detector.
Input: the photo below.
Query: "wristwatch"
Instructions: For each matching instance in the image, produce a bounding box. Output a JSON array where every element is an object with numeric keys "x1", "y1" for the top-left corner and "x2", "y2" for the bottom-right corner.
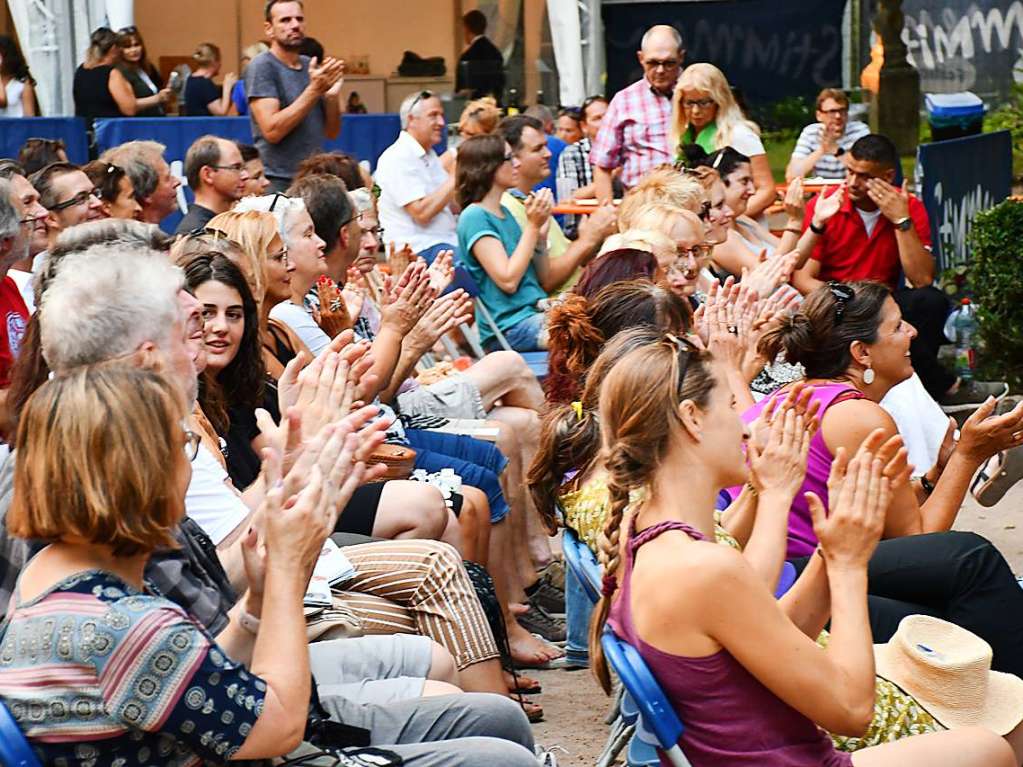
[
  {"x1": 809, "y1": 220, "x2": 826, "y2": 235},
  {"x1": 894, "y1": 216, "x2": 913, "y2": 232}
]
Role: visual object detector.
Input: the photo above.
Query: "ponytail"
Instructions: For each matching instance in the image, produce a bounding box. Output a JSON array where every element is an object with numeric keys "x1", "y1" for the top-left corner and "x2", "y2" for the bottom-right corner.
[{"x1": 545, "y1": 294, "x2": 603, "y2": 404}]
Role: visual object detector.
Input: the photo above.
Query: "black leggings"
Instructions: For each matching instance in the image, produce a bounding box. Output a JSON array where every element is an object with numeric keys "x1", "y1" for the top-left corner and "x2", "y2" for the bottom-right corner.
[{"x1": 791, "y1": 531, "x2": 1023, "y2": 677}]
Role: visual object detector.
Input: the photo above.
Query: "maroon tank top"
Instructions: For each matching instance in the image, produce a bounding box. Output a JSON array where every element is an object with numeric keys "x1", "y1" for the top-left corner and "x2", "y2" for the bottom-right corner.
[{"x1": 606, "y1": 519, "x2": 853, "y2": 767}]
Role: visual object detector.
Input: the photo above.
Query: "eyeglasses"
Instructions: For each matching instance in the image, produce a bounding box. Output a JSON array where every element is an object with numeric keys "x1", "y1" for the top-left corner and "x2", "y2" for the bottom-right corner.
[
  {"x1": 644, "y1": 58, "x2": 680, "y2": 70},
  {"x1": 683, "y1": 98, "x2": 715, "y2": 110},
  {"x1": 183, "y1": 429, "x2": 201, "y2": 462},
  {"x1": 697, "y1": 200, "x2": 712, "y2": 221},
  {"x1": 118, "y1": 25, "x2": 139, "y2": 34},
  {"x1": 819, "y1": 107, "x2": 849, "y2": 117},
  {"x1": 828, "y1": 281, "x2": 855, "y2": 324},
  {"x1": 366, "y1": 225, "x2": 384, "y2": 238},
  {"x1": 503, "y1": 152, "x2": 515, "y2": 163},
  {"x1": 48, "y1": 188, "x2": 100, "y2": 211},
  {"x1": 674, "y1": 243, "x2": 712, "y2": 262},
  {"x1": 185, "y1": 226, "x2": 231, "y2": 239},
  {"x1": 210, "y1": 163, "x2": 245, "y2": 173}
]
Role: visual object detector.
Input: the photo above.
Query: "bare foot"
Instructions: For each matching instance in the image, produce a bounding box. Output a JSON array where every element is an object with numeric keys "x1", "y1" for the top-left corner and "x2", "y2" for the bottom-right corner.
[
  {"x1": 504, "y1": 669, "x2": 541, "y2": 693},
  {"x1": 508, "y1": 621, "x2": 563, "y2": 666},
  {"x1": 509, "y1": 602, "x2": 529, "y2": 616}
]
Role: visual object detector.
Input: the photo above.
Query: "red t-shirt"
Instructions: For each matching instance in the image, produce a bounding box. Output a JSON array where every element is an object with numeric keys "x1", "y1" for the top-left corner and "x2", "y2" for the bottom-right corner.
[
  {"x1": 0, "y1": 276, "x2": 29, "y2": 388},
  {"x1": 803, "y1": 188, "x2": 932, "y2": 290}
]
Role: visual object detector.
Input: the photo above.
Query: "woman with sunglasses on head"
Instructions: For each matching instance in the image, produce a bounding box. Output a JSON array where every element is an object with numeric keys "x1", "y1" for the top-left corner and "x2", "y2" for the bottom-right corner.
[
  {"x1": 74, "y1": 28, "x2": 170, "y2": 123},
  {"x1": 115, "y1": 26, "x2": 167, "y2": 117},
  {"x1": 670, "y1": 63, "x2": 776, "y2": 219},
  {"x1": 742, "y1": 280, "x2": 1023, "y2": 677},
  {"x1": 591, "y1": 334, "x2": 1023, "y2": 766},
  {"x1": 82, "y1": 161, "x2": 143, "y2": 220},
  {"x1": 440, "y1": 97, "x2": 503, "y2": 175}
]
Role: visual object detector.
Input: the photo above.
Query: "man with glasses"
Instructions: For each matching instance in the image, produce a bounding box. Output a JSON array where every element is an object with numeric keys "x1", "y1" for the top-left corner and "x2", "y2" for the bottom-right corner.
[
  {"x1": 176, "y1": 135, "x2": 251, "y2": 235},
  {"x1": 374, "y1": 90, "x2": 458, "y2": 265},
  {"x1": 0, "y1": 161, "x2": 49, "y2": 313},
  {"x1": 247, "y1": 0, "x2": 346, "y2": 191},
  {"x1": 591, "y1": 24, "x2": 685, "y2": 201},
  {"x1": 793, "y1": 133, "x2": 1007, "y2": 412},
  {"x1": 786, "y1": 88, "x2": 870, "y2": 181}
]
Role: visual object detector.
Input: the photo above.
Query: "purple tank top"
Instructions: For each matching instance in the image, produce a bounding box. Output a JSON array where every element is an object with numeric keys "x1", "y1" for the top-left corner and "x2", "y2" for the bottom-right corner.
[
  {"x1": 734, "y1": 383, "x2": 864, "y2": 558},
  {"x1": 607, "y1": 520, "x2": 853, "y2": 767}
]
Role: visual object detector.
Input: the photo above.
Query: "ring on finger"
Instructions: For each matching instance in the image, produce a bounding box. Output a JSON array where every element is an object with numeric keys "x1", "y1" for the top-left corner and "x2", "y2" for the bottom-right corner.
[{"x1": 727, "y1": 325, "x2": 738, "y2": 335}]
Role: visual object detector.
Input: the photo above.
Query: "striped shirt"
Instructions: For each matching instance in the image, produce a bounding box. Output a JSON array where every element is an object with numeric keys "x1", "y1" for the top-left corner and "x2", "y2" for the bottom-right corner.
[
  {"x1": 589, "y1": 77, "x2": 675, "y2": 189},
  {"x1": 791, "y1": 120, "x2": 871, "y2": 179},
  {"x1": 0, "y1": 570, "x2": 265, "y2": 766}
]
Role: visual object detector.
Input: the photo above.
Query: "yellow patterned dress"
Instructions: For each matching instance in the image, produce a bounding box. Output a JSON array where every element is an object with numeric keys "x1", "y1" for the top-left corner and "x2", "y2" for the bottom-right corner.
[{"x1": 557, "y1": 475, "x2": 941, "y2": 752}]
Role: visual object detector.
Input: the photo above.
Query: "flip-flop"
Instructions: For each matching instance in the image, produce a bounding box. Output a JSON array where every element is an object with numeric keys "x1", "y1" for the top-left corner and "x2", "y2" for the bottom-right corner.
[
  {"x1": 504, "y1": 670, "x2": 542, "y2": 695},
  {"x1": 971, "y1": 445, "x2": 1023, "y2": 507},
  {"x1": 507, "y1": 693, "x2": 544, "y2": 723}
]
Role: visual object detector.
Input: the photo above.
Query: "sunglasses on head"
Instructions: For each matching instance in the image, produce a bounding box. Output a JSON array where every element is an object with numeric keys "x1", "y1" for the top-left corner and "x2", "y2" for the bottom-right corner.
[
  {"x1": 828, "y1": 281, "x2": 855, "y2": 324},
  {"x1": 664, "y1": 333, "x2": 697, "y2": 398}
]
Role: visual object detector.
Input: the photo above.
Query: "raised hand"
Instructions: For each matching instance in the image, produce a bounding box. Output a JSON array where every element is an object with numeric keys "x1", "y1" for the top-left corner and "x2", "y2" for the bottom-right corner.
[
  {"x1": 808, "y1": 431, "x2": 892, "y2": 568},
  {"x1": 427, "y1": 250, "x2": 455, "y2": 293},
  {"x1": 865, "y1": 178, "x2": 910, "y2": 223},
  {"x1": 956, "y1": 398, "x2": 1023, "y2": 466},
  {"x1": 387, "y1": 242, "x2": 415, "y2": 281},
  {"x1": 408, "y1": 289, "x2": 474, "y2": 350},
  {"x1": 309, "y1": 56, "x2": 345, "y2": 96},
  {"x1": 811, "y1": 182, "x2": 846, "y2": 229},
  {"x1": 380, "y1": 260, "x2": 436, "y2": 334},
  {"x1": 315, "y1": 276, "x2": 354, "y2": 338},
  {"x1": 783, "y1": 177, "x2": 805, "y2": 224},
  {"x1": 743, "y1": 251, "x2": 799, "y2": 299},
  {"x1": 748, "y1": 405, "x2": 817, "y2": 502},
  {"x1": 524, "y1": 188, "x2": 554, "y2": 229}
]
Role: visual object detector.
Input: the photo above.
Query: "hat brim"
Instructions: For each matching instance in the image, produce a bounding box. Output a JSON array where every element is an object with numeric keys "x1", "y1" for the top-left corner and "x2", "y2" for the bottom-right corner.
[{"x1": 875, "y1": 643, "x2": 1023, "y2": 735}]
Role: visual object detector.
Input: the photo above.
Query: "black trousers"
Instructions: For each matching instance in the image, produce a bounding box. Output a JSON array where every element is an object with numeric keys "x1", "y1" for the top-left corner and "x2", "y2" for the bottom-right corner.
[
  {"x1": 894, "y1": 286, "x2": 956, "y2": 399},
  {"x1": 791, "y1": 531, "x2": 1023, "y2": 677}
]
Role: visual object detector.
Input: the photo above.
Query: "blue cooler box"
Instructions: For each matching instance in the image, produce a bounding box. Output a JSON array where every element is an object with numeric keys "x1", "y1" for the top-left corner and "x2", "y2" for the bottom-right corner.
[{"x1": 925, "y1": 92, "x2": 986, "y2": 141}]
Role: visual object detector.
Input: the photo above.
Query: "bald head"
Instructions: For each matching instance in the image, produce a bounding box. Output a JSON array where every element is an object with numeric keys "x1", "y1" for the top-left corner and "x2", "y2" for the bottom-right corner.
[{"x1": 637, "y1": 25, "x2": 684, "y2": 93}]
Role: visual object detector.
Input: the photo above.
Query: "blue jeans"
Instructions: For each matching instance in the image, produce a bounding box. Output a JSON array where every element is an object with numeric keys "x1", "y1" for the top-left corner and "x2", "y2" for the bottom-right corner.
[
  {"x1": 404, "y1": 429, "x2": 510, "y2": 523},
  {"x1": 564, "y1": 567, "x2": 591, "y2": 667},
  {"x1": 487, "y1": 311, "x2": 547, "y2": 353}
]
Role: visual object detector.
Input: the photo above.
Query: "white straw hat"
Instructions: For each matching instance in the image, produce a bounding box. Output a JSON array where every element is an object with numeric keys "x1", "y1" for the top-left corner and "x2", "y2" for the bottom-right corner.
[{"x1": 874, "y1": 615, "x2": 1023, "y2": 735}]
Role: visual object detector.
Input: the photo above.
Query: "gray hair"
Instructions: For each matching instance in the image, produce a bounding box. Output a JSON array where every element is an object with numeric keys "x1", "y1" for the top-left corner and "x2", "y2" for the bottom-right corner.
[
  {"x1": 234, "y1": 193, "x2": 307, "y2": 241},
  {"x1": 39, "y1": 245, "x2": 183, "y2": 372},
  {"x1": 349, "y1": 187, "x2": 374, "y2": 215},
  {"x1": 99, "y1": 140, "x2": 166, "y2": 200},
  {"x1": 0, "y1": 178, "x2": 17, "y2": 242},
  {"x1": 524, "y1": 104, "x2": 554, "y2": 130},
  {"x1": 399, "y1": 90, "x2": 435, "y2": 129},
  {"x1": 640, "y1": 25, "x2": 684, "y2": 54}
]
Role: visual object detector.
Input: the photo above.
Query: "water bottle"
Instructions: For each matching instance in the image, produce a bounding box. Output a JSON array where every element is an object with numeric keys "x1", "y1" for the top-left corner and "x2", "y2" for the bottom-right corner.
[{"x1": 952, "y1": 298, "x2": 978, "y2": 381}]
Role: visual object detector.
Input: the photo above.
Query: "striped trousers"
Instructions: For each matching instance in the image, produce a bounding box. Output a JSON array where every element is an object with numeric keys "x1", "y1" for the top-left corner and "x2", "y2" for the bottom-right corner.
[{"x1": 335, "y1": 540, "x2": 499, "y2": 670}]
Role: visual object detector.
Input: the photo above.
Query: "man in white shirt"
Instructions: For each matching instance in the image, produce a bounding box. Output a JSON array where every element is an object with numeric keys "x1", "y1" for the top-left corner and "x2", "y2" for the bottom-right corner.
[{"x1": 374, "y1": 91, "x2": 458, "y2": 265}]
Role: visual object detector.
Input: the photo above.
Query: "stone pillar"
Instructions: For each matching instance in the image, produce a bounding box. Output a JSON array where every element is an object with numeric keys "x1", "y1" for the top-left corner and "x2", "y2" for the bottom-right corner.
[{"x1": 870, "y1": 0, "x2": 920, "y2": 156}]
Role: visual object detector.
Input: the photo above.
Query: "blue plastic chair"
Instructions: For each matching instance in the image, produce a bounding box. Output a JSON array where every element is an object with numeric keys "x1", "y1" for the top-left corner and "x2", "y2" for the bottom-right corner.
[
  {"x1": 776, "y1": 561, "x2": 798, "y2": 598},
  {"x1": 562, "y1": 527, "x2": 601, "y2": 605},
  {"x1": 601, "y1": 627, "x2": 692, "y2": 767},
  {"x1": 0, "y1": 699, "x2": 41, "y2": 767}
]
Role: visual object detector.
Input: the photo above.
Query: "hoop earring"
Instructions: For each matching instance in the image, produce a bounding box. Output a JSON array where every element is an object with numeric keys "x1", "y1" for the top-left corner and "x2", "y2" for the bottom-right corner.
[{"x1": 863, "y1": 367, "x2": 875, "y2": 385}]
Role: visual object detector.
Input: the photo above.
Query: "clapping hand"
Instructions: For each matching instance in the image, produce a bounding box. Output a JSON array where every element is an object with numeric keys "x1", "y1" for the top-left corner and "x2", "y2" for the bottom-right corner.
[
  {"x1": 783, "y1": 177, "x2": 806, "y2": 224},
  {"x1": 381, "y1": 260, "x2": 435, "y2": 334},
  {"x1": 808, "y1": 432, "x2": 893, "y2": 568},
  {"x1": 524, "y1": 188, "x2": 554, "y2": 230},
  {"x1": 309, "y1": 56, "x2": 345, "y2": 96},
  {"x1": 408, "y1": 289, "x2": 474, "y2": 351},
  {"x1": 427, "y1": 251, "x2": 455, "y2": 293},
  {"x1": 748, "y1": 387, "x2": 819, "y2": 503},
  {"x1": 315, "y1": 276, "x2": 354, "y2": 338},
  {"x1": 743, "y1": 250, "x2": 799, "y2": 299},
  {"x1": 811, "y1": 182, "x2": 846, "y2": 230},
  {"x1": 955, "y1": 397, "x2": 1023, "y2": 466}
]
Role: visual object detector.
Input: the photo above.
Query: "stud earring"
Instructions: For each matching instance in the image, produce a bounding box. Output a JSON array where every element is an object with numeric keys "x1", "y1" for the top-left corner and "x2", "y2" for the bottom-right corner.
[{"x1": 863, "y1": 367, "x2": 875, "y2": 385}]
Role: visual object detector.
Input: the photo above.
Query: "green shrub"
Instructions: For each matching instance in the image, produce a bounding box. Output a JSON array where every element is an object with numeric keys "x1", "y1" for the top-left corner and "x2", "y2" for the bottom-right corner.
[
  {"x1": 968, "y1": 199, "x2": 1023, "y2": 388},
  {"x1": 984, "y1": 80, "x2": 1023, "y2": 181}
]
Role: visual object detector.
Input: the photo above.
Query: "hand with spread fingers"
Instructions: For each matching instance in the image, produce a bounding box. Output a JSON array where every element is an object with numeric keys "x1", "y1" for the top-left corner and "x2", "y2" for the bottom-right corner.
[
  {"x1": 955, "y1": 397, "x2": 1023, "y2": 466},
  {"x1": 381, "y1": 260, "x2": 436, "y2": 334},
  {"x1": 811, "y1": 182, "x2": 846, "y2": 230},
  {"x1": 408, "y1": 289, "x2": 475, "y2": 351},
  {"x1": 427, "y1": 250, "x2": 456, "y2": 293},
  {"x1": 749, "y1": 405, "x2": 817, "y2": 504},
  {"x1": 743, "y1": 251, "x2": 799, "y2": 300},
  {"x1": 865, "y1": 178, "x2": 910, "y2": 223}
]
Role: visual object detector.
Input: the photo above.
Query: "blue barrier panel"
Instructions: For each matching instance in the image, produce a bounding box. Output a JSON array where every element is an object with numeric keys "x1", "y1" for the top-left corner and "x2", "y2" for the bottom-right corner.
[
  {"x1": 916, "y1": 130, "x2": 1012, "y2": 272},
  {"x1": 0, "y1": 117, "x2": 89, "y2": 164}
]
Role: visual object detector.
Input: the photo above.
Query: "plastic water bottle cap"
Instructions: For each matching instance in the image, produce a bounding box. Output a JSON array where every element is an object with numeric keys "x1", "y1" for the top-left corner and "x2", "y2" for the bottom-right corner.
[{"x1": 961, "y1": 298, "x2": 971, "y2": 305}]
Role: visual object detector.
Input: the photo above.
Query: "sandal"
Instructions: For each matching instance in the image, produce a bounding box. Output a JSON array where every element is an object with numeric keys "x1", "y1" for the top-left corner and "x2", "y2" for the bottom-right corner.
[
  {"x1": 508, "y1": 692, "x2": 545, "y2": 723},
  {"x1": 971, "y1": 445, "x2": 1023, "y2": 507},
  {"x1": 504, "y1": 670, "x2": 542, "y2": 694}
]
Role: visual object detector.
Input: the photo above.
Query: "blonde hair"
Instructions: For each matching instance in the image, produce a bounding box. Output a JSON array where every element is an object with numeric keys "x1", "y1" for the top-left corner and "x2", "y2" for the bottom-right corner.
[
  {"x1": 242, "y1": 42, "x2": 269, "y2": 62},
  {"x1": 670, "y1": 63, "x2": 760, "y2": 153},
  {"x1": 9, "y1": 364, "x2": 187, "y2": 557},
  {"x1": 458, "y1": 97, "x2": 502, "y2": 137},
  {"x1": 192, "y1": 42, "x2": 221, "y2": 67},
  {"x1": 207, "y1": 209, "x2": 279, "y2": 306},
  {"x1": 617, "y1": 168, "x2": 705, "y2": 231},
  {"x1": 599, "y1": 228, "x2": 676, "y2": 265}
]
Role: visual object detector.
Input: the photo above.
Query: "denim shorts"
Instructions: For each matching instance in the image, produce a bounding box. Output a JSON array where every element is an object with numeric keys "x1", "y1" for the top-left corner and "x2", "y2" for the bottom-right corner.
[{"x1": 499, "y1": 311, "x2": 548, "y2": 352}]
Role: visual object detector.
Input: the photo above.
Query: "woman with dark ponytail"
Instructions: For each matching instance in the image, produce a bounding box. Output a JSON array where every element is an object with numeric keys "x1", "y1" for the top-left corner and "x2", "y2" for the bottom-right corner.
[{"x1": 744, "y1": 280, "x2": 1023, "y2": 677}]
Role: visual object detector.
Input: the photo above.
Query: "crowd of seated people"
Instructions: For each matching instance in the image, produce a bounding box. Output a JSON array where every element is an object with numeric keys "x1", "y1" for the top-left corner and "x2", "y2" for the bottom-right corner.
[{"x1": 1, "y1": 16, "x2": 1023, "y2": 767}]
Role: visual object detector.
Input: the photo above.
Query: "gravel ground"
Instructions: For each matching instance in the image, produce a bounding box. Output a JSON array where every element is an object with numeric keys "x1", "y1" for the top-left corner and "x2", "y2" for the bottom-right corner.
[{"x1": 528, "y1": 474, "x2": 1023, "y2": 766}]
